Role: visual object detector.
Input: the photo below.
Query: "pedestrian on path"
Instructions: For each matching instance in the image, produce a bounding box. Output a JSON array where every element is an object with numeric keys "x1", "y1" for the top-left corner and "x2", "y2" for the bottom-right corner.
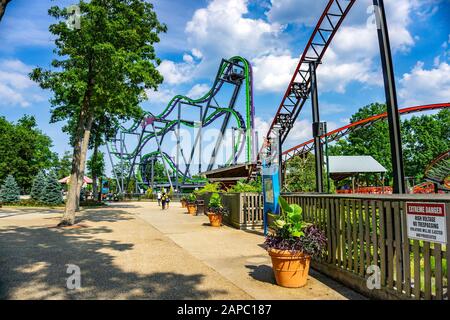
[
  {"x1": 161, "y1": 192, "x2": 167, "y2": 210},
  {"x1": 157, "y1": 190, "x2": 162, "y2": 206},
  {"x1": 166, "y1": 194, "x2": 171, "y2": 209}
]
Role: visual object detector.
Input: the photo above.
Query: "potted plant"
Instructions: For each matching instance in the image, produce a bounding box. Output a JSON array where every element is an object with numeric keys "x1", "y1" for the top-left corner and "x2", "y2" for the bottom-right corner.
[
  {"x1": 207, "y1": 193, "x2": 227, "y2": 227},
  {"x1": 180, "y1": 196, "x2": 187, "y2": 208},
  {"x1": 264, "y1": 197, "x2": 327, "y2": 288},
  {"x1": 186, "y1": 193, "x2": 197, "y2": 215}
]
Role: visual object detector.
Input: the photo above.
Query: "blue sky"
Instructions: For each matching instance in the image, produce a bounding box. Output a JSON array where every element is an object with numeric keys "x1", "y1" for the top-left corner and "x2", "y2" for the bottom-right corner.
[{"x1": 0, "y1": 0, "x2": 449, "y2": 174}]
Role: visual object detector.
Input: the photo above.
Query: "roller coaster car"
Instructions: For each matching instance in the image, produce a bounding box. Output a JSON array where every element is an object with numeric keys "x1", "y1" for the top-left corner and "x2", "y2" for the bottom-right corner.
[{"x1": 226, "y1": 70, "x2": 245, "y2": 83}]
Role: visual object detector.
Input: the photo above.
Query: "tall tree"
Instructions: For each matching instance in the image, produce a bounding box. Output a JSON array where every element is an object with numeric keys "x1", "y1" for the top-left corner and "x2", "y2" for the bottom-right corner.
[
  {"x1": 31, "y1": 0, "x2": 166, "y2": 226},
  {"x1": 0, "y1": 175, "x2": 20, "y2": 203},
  {"x1": 0, "y1": 116, "x2": 57, "y2": 193},
  {"x1": 329, "y1": 104, "x2": 450, "y2": 186},
  {"x1": 402, "y1": 109, "x2": 450, "y2": 181},
  {"x1": 87, "y1": 150, "x2": 105, "y2": 199},
  {"x1": 0, "y1": 0, "x2": 11, "y2": 22},
  {"x1": 30, "y1": 170, "x2": 47, "y2": 202},
  {"x1": 54, "y1": 151, "x2": 73, "y2": 179}
]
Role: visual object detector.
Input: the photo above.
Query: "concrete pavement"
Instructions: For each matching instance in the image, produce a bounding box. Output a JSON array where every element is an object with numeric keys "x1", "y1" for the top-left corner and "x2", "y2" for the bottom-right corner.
[
  {"x1": 134, "y1": 202, "x2": 365, "y2": 300},
  {"x1": 0, "y1": 202, "x2": 365, "y2": 300}
]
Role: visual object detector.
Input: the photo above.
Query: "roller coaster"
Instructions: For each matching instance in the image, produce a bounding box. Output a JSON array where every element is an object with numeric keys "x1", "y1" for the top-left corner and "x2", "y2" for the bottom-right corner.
[
  {"x1": 108, "y1": 0, "x2": 448, "y2": 195},
  {"x1": 282, "y1": 103, "x2": 450, "y2": 162},
  {"x1": 107, "y1": 56, "x2": 255, "y2": 193}
]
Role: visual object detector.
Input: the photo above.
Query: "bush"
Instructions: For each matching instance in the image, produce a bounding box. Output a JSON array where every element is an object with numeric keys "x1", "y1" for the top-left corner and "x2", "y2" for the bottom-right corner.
[
  {"x1": 0, "y1": 175, "x2": 20, "y2": 203},
  {"x1": 264, "y1": 197, "x2": 327, "y2": 257},
  {"x1": 227, "y1": 179, "x2": 262, "y2": 193},
  {"x1": 41, "y1": 172, "x2": 63, "y2": 205},
  {"x1": 208, "y1": 193, "x2": 227, "y2": 215},
  {"x1": 30, "y1": 170, "x2": 47, "y2": 202},
  {"x1": 187, "y1": 193, "x2": 197, "y2": 204},
  {"x1": 195, "y1": 182, "x2": 220, "y2": 195},
  {"x1": 146, "y1": 188, "x2": 154, "y2": 199}
]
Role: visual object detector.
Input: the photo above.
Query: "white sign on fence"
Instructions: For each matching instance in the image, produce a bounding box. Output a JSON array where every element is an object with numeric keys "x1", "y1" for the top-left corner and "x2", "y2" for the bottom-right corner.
[{"x1": 406, "y1": 202, "x2": 447, "y2": 244}]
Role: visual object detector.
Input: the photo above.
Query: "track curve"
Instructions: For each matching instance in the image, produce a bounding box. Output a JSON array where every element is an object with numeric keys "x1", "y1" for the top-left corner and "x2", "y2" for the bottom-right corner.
[{"x1": 283, "y1": 103, "x2": 450, "y2": 161}]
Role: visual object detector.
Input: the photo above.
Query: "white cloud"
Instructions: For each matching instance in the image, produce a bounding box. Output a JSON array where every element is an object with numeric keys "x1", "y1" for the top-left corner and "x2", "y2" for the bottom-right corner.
[
  {"x1": 255, "y1": 116, "x2": 338, "y2": 151},
  {"x1": 184, "y1": 0, "x2": 284, "y2": 77},
  {"x1": 251, "y1": 53, "x2": 298, "y2": 92},
  {"x1": 157, "y1": 59, "x2": 198, "y2": 85},
  {"x1": 267, "y1": 0, "x2": 328, "y2": 26},
  {"x1": 145, "y1": 87, "x2": 175, "y2": 104},
  {"x1": 187, "y1": 83, "x2": 210, "y2": 98},
  {"x1": 0, "y1": 59, "x2": 42, "y2": 108},
  {"x1": 260, "y1": 0, "x2": 437, "y2": 94},
  {"x1": 399, "y1": 61, "x2": 450, "y2": 106}
]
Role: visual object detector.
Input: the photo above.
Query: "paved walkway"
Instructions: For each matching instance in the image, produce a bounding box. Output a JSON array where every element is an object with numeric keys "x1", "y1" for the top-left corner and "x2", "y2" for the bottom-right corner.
[{"x1": 0, "y1": 202, "x2": 365, "y2": 300}]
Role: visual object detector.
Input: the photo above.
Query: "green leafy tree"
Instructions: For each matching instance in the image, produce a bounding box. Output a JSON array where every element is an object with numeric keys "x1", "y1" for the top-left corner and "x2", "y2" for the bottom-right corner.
[
  {"x1": 54, "y1": 151, "x2": 73, "y2": 179},
  {"x1": 0, "y1": 175, "x2": 20, "y2": 203},
  {"x1": 329, "y1": 103, "x2": 392, "y2": 180},
  {"x1": 0, "y1": 116, "x2": 57, "y2": 193},
  {"x1": 41, "y1": 172, "x2": 64, "y2": 205},
  {"x1": 87, "y1": 150, "x2": 105, "y2": 198},
  {"x1": 30, "y1": 171, "x2": 48, "y2": 202},
  {"x1": 402, "y1": 109, "x2": 450, "y2": 181},
  {"x1": 0, "y1": 0, "x2": 11, "y2": 22},
  {"x1": 30, "y1": 0, "x2": 166, "y2": 225},
  {"x1": 284, "y1": 153, "x2": 334, "y2": 193},
  {"x1": 329, "y1": 104, "x2": 450, "y2": 186}
]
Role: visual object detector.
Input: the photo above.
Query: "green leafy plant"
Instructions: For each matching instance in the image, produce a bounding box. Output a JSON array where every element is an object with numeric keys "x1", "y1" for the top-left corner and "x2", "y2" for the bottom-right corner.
[
  {"x1": 146, "y1": 188, "x2": 153, "y2": 200},
  {"x1": 195, "y1": 183, "x2": 220, "y2": 195},
  {"x1": 41, "y1": 172, "x2": 63, "y2": 205},
  {"x1": 271, "y1": 197, "x2": 308, "y2": 238},
  {"x1": 265, "y1": 197, "x2": 327, "y2": 256},
  {"x1": 208, "y1": 193, "x2": 227, "y2": 215},
  {"x1": 30, "y1": 170, "x2": 47, "y2": 202},
  {"x1": 187, "y1": 193, "x2": 197, "y2": 204},
  {"x1": 0, "y1": 175, "x2": 20, "y2": 203},
  {"x1": 226, "y1": 179, "x2": 262, "y2": 193}
]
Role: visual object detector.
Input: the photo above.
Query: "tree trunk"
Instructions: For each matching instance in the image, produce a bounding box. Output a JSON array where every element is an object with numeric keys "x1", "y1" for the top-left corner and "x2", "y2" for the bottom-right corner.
[
  {"x1": 0, "y1": 0, "x2": 11, "y2": 23},
  {"x1": 59, "y1": 72, "x2": 95, "y2": 226},
  {"x1": 92, "y1": 144, "x2": 99, "y2": 200}
]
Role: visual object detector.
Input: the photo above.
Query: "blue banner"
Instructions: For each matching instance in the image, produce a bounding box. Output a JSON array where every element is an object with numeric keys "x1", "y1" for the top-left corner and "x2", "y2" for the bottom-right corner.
[{"x1": 261, "y1": 132, "x2": 282, "y2": 235}]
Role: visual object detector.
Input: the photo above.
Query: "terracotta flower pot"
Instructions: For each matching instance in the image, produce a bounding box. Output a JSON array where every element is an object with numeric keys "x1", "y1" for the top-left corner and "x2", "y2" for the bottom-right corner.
[
  {"x1": 181, "y1": 200, "x2": 187, "y2": 208},
  {"x1": 268, "y1": 249, "x2": 311, "y2": 288},
  {"x1": 187, "y1": 204, "x2": 197, "y2": 215},
  {"x1": 207, "y1": 213, "x2": 222, "y2": 227}
]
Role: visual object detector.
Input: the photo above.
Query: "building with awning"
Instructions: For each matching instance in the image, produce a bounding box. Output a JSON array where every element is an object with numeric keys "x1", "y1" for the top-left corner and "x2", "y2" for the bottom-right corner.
[
  {"x1": 328, "y1": 156, "x2": 387, "y2": 181},
  {"x1": 328, "y1": 156, "x2": 389, "y2": 194}
]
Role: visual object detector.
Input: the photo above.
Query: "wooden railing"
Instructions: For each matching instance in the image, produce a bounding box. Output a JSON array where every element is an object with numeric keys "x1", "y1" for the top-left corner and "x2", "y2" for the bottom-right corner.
[
  {"x1": 283, "y1": 193, "x2": 449, "y2": 300},
  {"x1": 241, "y1": 193, "x2": 264, "y2": 228}
]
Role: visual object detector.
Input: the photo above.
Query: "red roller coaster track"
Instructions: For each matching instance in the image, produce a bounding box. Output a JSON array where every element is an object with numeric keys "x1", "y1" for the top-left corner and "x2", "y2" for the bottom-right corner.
[
  {"x1": 282, "y1": 102, "x2": 450, "y2": 162},
  {"x1": 263, "y1": 0, "x2": 356, "y2": 148}
]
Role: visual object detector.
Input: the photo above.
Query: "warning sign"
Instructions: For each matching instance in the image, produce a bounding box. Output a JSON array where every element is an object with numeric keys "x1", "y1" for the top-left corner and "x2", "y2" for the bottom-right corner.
[{"x1": 406, "y1": 202, "x2": 447, "y2": 244}]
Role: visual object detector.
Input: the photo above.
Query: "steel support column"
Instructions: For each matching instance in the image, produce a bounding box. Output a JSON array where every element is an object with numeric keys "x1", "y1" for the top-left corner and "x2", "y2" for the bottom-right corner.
[
  {"x1": 310, "y1": 62, "x2": 324, "y2": 193},
  {"x1": 374, "y1": 0, "x2": 406, "y2": 194}
]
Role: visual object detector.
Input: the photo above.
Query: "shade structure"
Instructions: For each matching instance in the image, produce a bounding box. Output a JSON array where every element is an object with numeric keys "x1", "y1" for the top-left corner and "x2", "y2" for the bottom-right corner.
[
  {"x1": 327, "y1": 156, "x2": 387, "y2": 181},
  {"x1": 58, "y1": 176, "x2": 93, "y2": 184}
]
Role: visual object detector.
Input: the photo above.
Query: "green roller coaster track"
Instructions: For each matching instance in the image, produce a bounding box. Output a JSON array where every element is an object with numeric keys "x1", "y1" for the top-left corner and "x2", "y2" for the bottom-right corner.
[{"x1": 109, "y1": 56, "x2": 253, "y2": 187}]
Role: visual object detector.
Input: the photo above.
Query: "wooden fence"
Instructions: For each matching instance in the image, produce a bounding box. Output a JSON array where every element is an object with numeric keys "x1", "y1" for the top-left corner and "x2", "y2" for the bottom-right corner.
[
  {"x1": 282, "y1": 193, "x2": 449, "y2": 300},
  {"x1": 197, "y1": 193, "x2": 264, "y2": 230}
]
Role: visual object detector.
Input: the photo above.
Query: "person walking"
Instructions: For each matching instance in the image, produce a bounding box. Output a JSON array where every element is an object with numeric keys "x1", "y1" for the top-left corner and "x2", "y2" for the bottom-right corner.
[
  {"x1": 166, "y1": 193, "x2": 171, "y2": 209},
  {"x1": 157, "y1": 190, "x2": 162, "y2": 206},
  {"x1": 161, "y1": 192, "x2": 167, "y2": 210}
]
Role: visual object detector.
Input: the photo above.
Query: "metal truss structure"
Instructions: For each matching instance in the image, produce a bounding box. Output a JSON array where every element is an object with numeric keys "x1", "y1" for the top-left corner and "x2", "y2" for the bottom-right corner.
[
  {"x1": 263, "y1": 0, "x2": 356, "y2": 148},
  {"x1": 282, "y1": 103, "x2": 450, "y2": 162},
  {"x1": 425, "y1": 150, "x2": 450, "y2": 191},
  {"x1": 107, "y1": 56, "x2": 255, "y2": 193}
]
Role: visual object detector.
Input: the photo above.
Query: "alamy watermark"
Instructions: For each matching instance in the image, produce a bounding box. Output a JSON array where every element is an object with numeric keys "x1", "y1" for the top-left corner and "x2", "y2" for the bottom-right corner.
[
  {"x1": 66, "y1": 264, "x2": 82, "y2": 290},
  {"x1": 66, "y1": 5, "x2": 81, "y2": 30},
  {"x1": 366, "y1": 265, "x2": 381, "y2": 290}
]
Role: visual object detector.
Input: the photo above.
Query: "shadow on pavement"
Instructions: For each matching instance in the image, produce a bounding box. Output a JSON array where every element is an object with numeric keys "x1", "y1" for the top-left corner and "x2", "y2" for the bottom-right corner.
[{"x1": 0, "y1": 209, "x2": 227, "y2": 300}]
